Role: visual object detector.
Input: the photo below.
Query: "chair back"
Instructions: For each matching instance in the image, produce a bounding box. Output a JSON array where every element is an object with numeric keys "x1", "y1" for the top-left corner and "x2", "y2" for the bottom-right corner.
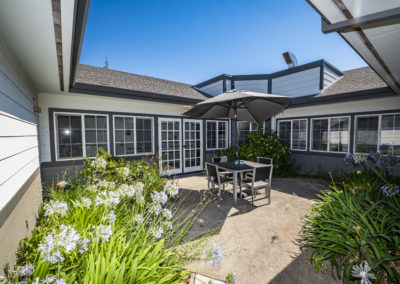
[
  {"x1": 258, "y1": 157, "x2": 273, "y2": 165},
  {"x1": 253, "y1": 165, "x2": 273, "y2": 183},
  {"x1": 205, "y1": 162, "x2": 219, "y2": 182},
  {"x1": 212, "y1": 156, "x2": 227, "y2": 163}
]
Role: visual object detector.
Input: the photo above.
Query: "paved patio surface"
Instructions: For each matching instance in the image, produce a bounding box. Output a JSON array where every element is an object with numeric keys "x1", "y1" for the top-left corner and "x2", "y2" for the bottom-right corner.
[{"x1": 175, "y1": 173, "x2": 340, "y2": 284}]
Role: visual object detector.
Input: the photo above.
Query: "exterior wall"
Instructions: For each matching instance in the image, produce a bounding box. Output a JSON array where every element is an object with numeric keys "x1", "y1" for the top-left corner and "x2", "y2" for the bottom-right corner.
[
  {"x1": 0, "y1": 40, "x2": 41, "y2": 275},
  {"x1": 38, "y1": 92, "x2": 231, "y2": 182},
  {"x1": 271, "y1": 67, "x2": 321, "y2": 97},
  {"x1": 323, "y1": 66, "x2": 342, "y2": 89},
  {"x1": 272, "y1": 95, "x2": 400, "y2": 175},
  {"x1": 234, "y1": 79, "x2": 268, "y2": 93},
  {"x1": 198, "y1": 80, "x2": 223, "y2": 96}
]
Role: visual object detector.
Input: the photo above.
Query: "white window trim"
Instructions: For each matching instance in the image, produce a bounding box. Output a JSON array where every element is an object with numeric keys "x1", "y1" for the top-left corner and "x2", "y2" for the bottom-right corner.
[
  {"x1": 277, "y1": 119, "x2": 308, "y2": 152},
  {"x1": 54, "y1": 112, "x2": 110, "y2": 161},
  {"x1": 236, "y1": 121, "x2": 266, "y2": 143},
  {"x1": 113, "y1": 115, "x2": 155, "y2": 157},
  {"x1": 353, "y1": 112, "x2": 400, "y2": 154},
  {"x1": 206, "y1": 120, "x2": 228, "y2": 150},
  {"x1": 310, "y1": 116, "x2": 351, "y2": 154}
]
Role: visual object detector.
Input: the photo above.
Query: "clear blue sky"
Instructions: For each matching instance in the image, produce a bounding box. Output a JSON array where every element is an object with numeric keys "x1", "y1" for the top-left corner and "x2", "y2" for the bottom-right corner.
[{"x1": 80, "y1": 0, "x2": 366, "y2": 85}]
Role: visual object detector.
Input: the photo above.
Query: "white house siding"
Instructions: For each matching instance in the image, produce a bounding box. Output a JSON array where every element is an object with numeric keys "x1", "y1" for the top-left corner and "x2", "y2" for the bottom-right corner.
[
  {"x1": 0, "y1": 41, "x2": 41, "y2": 274},
  {"x1": 198, "y1": 80, "x2": 223, "y2": 96},
  {"x1": 38, "y1": 92, "x2": 192, "y2": 163},
  {"x1": 323, "y1": 67, "x2": 342, "y2": 89},
  {"x1": 272, "y1": 67, "x2": 321, "y2": 97},
  {"x1": 234, "y1": 79, "x2": 268, "y2": 93}
]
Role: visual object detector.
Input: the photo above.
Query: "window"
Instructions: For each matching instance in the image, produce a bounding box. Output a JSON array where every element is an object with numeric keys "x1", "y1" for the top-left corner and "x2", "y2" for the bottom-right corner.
[
  {"x1": 355, "y1": 113, "x2": 400, "y2": 155},
  {"x1": 114, "y1": 116, "x2": 153, "y2": 156},
  {"x1": 311, "y1": 117, "x2": 350, "y2": 152},
  {"x1": 237, "y1": 121, "x2": 263, "y2": 144},
  {"x1": 206, "y1": 120, "x2": 228, "y2": 150},
  {"x1": 55, "y1": 113, "x2": 109, "y2": 160},
  {"x1": 277, "y1": 119, "x2": 307, "y2": 151}
]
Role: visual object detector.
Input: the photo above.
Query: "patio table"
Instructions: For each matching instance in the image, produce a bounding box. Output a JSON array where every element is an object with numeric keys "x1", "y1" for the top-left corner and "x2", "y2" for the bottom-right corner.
[{"x1": 215, "y1": 160, "x2": 267, "y2": 205}]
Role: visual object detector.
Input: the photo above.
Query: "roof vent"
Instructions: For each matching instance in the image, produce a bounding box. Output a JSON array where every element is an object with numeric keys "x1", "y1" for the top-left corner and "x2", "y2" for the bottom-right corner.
[{"x1": 282, "y1": 52, "x2": 298, "y2": 69}]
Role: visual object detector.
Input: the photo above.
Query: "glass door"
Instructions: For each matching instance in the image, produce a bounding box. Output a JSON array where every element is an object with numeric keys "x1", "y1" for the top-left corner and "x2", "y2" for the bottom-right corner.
[
  {"x1": 158, "y1": 118, "x2": 182, "y2": 175},
  {"x1": 183, "y1": 119, "x2": 203, "y2": 172}
]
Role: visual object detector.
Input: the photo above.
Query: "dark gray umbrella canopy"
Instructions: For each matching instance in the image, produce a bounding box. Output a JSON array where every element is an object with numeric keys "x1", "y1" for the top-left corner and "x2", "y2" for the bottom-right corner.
[{"x1": 183, "y1": 89, "x2": 292, "y2": 124}]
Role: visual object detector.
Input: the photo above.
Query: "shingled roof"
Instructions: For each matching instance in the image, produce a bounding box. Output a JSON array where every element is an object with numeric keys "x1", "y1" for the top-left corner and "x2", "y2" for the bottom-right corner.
[
  {"x1": 74, "y1": 64, "x2": 210, "y2": 102},
  {"x1": 317, "y1": 66, "x2": 388, "y2": 97}
]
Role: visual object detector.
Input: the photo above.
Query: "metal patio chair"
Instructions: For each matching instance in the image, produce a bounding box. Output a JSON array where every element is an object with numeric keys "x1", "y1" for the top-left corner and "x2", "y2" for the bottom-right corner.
[
  {"x1": 205, "y1": 162, "x2": 233, "y2": 201},
  {"x1": 212, "y1": 156, "x2": 232, "y2": 178},
  {"x1": 242, "y1": 165, "x2": 273, "y2": 205}
]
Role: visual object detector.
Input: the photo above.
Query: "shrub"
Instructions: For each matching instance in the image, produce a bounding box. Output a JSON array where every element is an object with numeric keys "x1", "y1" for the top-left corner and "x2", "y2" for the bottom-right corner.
[
  {"x1": 4, "y1": 150, "x2": 204, "y2": 283},
  {"x1": 301, "y1": 154, "x2": 400, "y2": 283},
  {"x1": 216, "y1": 131, "x2": 291, "y2": 176}
]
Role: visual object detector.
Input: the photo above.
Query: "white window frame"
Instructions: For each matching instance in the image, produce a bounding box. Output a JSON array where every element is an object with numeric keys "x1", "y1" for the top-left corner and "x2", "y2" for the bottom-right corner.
[
  {"x1": 354, "y1": 112, "x2": 400, "y2": 154},
  {"x1": 206, "y1": 120, "x2": 228, "y2": 150},
  {"x1": 277, "y1": 119, "x2": 308, "y2": 152},
  {"x1": 54, "y1": 112, "x2": 110, "y2": 161},
  {"x1": 113, "y1": 115, "x2": 155, "y2": 157},
  {"x1": 237, "y1": 121, "x2": 265, "y2": 143},
  {"x1": 310, "y1": 116, "x2": 351, "y2": 153}
]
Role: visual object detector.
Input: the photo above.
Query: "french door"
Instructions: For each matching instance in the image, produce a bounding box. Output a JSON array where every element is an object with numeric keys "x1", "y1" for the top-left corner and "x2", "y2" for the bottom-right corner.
[
  {"x1": 159, "y1": 118, "x2": 182, "y2": 175},
  {"x1": 158, "y1": 118, "x2": 203, "y2": 175},
  {"x1": 183, "y1": 119, "x2": 203, "y2": 172}
]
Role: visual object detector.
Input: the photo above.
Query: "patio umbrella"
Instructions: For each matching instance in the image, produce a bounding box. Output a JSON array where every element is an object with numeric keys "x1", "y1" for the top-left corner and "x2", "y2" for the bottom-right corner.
[{"x1": 183, "y1": 89, "x2": 292, "y2": 160}]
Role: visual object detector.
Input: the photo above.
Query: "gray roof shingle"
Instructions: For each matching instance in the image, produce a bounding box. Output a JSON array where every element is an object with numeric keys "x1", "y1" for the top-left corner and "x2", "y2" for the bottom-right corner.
[
  {"x1": 75, "y1": 64, "x2": 210, "y2": 101},
  {"x1": 317, "y1": 66, "x2": 388, "y2": 97}
]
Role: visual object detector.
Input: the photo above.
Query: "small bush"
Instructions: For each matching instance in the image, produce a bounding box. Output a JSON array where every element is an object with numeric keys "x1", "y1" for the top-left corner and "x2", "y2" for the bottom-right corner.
[
  {"x1": 216, "y1": 130, "x2": 291, "y2": 176},
  {"x1": 301, "y1": 154, "x2": 400, "y2": 283}
]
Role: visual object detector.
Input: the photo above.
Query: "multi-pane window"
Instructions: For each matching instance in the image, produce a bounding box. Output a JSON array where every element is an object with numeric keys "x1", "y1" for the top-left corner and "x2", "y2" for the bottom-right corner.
[
  {"x1": 55, "y1": 113, "x2": 109, "y2": 160},
  {"x1": 355, "y1": 114, "x2": 400, "y2": 155},
  {"x1": 206, "y1": 121, "x2": 228, "y2": 150},
  {"x1": 237, "y1": 122, "x2": 262, "y2": 144},
  {"x1": 114, "y1": 116, "x2": 153, "y2": 156},
  {"x1": 311, "y1": 117, "x2": 349, "y2": 152},
  {"x1": 277, "y1": 119, "x2": 307, "y2": 151}
]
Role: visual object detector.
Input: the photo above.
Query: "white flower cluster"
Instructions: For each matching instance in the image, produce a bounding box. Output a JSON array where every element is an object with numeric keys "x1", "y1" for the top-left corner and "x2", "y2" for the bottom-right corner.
[
  {"x1": 93, "y1": 224, "x2": 113, "y2": 242},
  {"x1": 91, "y1": 157, "x2": 107, "y2": 169},
  {"x1": 97, "y1": 180, "x2": 116, "y2": 190},
  {"x1": 151, "y1": 226, "x2": 163, "y2": 239},
  {"x1": 151, "y1": 191, "x2": 168, "y2": 205},
  {"x1": 16, "y1": 263, "x2": 34, "y2": 276},
  {"x1": 116, "y1": 167, "x2": 130, "y2": 180},
  {"x1": 44, "y1": 200, "x2": 68, "y2": 217},
  {"x1": 103, "y1": 210, "x2": 116, "y2": 224},
  {"x1": 38, "y1": 225, "x2": 89, "y2": 264},
  {"x1": 78, "y1": 197, "x2": 92, "y2": 208},
  {"x1": 164, "y1": 184, "x2": 179, "y2": 197},
  {"x1": 95, "y1": 191, "x2": 121, "y2": 207},
  {"x1": 133, "y1": 214, "x2": 144, "y2": 224},
  {"x1": 86, "y1": 184, "x2": 98, "y2": 192}
]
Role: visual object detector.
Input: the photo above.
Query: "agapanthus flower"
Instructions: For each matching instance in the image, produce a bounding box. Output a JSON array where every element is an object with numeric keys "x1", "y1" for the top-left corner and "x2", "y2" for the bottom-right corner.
[
  {"x1": 151, "y1": 226, "x2": 163, "y2": 239},
  {"x1": 164, "y1": 184, "x2": 179, "y2": 197},
  {"x1": 38, "y1": 225, "x2": 82, "y2": 263},
  {"x1": 16, "y1": 263, "x2": 34, "y2": 276},
  {"x1": 352, "y1": 261, "x2": 376, "y2": 284},
  {"x1": 93, "y1": 225, "x2": 112, "y2": 242},
  {"x1": 42, "y1": 276, "x2": 56, "y2": 284},
  {"x1": 162, "y1": 209, "x2": 172, "y2": 219},
  {"x1": 381, "y1": 184, "x2": 400, "y2": 197},
  {"x1": 32, "y1": 277, "x2": 40, "y2": 284},
  {"x1": 133, "y1": 214, "x2": 144, "y2": 224},
  {"x1": 79, "y1": 197, "x2": 92, "y2": 208},
  {"x1": 95, "y1": 191, "x2": 120, "y2": 207},
  {"x1": 79, "y1": 238, "x2": 90, "y2": 254},
  {"x1": 117, "y1": 167, "x2": 130, "y2": 180},
  {"x1": 86, "y1": 184, "x2": 98, "y2": 192},
  {"x1": 153, "y1": 203, "x2": 162, "y2": 216},
  {"x1": 96, "y1": 180, "x2": 116, "y2": 190},
  {"x1": 91, "y1": 157, "x2": 107, "y2": 169},
  {"x1": 118, "y1": 184, "x2": 136, "y2": 198},
  {"x1": 151, "y1": 191, "x2": 168, "y2": 205},
  {"x1": 163, "y1": 221, "x2": 173, "y2": 230},
  {"x1": 103, "y1": 210, "x2": 116, "y2": 224},
  {"x1": 44, "y1": 200, "x2": 68, "y2": 217},
  {"x1": 204, "y1": 244, "x2": 222, "y2": 266},
  {"x1": 134, "y1": 182, "x2": 145, "y2": 204}
]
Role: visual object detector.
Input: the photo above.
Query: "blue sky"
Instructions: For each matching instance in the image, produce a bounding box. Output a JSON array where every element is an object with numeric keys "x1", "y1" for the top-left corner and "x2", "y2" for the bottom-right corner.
[{"x1": 80, "y1": 0, "x2": 366, "y2": 85}]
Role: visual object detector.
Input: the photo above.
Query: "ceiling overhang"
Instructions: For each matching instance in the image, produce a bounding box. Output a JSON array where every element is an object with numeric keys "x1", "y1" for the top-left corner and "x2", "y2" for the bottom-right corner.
[{"x1": 307, "y1": 0, "x2": 400, "y2": 95}]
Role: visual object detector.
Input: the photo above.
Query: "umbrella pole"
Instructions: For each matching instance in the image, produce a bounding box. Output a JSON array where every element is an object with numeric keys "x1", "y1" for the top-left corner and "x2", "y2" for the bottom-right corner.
[{"x1": 234, "y1": 107, "x2": 240, "y2": 162}]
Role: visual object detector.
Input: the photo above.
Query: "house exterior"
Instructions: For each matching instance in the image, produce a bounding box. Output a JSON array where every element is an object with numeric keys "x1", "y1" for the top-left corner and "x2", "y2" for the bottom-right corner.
[{"x1": 0, "y1": 0, "x2": 399, "y2": 275}]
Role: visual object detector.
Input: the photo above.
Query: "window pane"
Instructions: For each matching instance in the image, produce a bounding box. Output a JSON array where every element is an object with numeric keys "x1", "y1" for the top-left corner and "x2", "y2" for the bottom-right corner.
[
  {"x1": 207, "y1": 121, "x2": 217, "y2": 149},
  {"x1": 278, "y1": 121, "x2": 291, "y2": 147},
  {"x1": 329, "y1": 117, "x2": 349, "y2": 152},
  {"x1": 292, "y1": 120, "x2": 307, "y2": 150},
  {"x1": 56, "y1": 115, "x2": 82, "y2": 159},
  {"x1": 115, "y1": 117, "x2": 124, "y2": 129},
  {"x1": 84, "y1": 115, "x2": 108, "y2": 157},
  {"x1": 218, "y1": 122, "x2": 227, "y2": 149},
  {"x1": 355, "y1": 116, "x2": 378, "y2": 153},
  {"x1": 136, "y1": 118, "x2": 152, "y2": 154},
  {"x1": 84, "y1": 116, "x2": 96, "y2": 129},
  {"x1": 312, "y1": 119, "x2": 328, "y2": 151},
  {"x1": 238, "y1": 122, "x2": 250, "y2": 144},
  {"x1": 380, "y1": 114, "x2": 400, "y2": 155}
]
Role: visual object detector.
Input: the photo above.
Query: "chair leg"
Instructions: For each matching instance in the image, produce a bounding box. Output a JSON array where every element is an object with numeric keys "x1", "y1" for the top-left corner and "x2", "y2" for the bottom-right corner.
[
  {"x1": 223, "y1": 184, "x2": 225, "y2": 192},
  {"x1": 218, "y1": 186, "x2": 222, "y2": 202},
  {"x1": 251, "y1": 188, "x2": 254, "y2": 206}
]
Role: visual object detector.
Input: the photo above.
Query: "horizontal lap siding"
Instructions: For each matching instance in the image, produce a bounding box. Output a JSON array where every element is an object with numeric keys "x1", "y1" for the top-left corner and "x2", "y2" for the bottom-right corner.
[
  {"x1": 272, "y1": 67, "x2": 320, "y2": 97},
  {"x1": 234, "y1": 80, "x2": 268, "y2": 93},
  {"x1": 0, "y1": 42, "x2": 39, "y2": 211}
]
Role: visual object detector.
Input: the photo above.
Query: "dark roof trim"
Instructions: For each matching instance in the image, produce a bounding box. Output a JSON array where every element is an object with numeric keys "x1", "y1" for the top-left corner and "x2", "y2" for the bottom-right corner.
[
  {"x1": 69, "y1": 0, "x2": 91, "y2": 89},
  {"x1": 231, "y1": 74, "x2": 269, "y2": 81},
  {"x1": 194, "y1": 74, "x2": 231, "y2": 88},
  {"x1": 71, "y1": 82, "x2": 204, "y2": 105},
  {"x1": 322, "y1": 7, "x2": 400, "y2": 34},
  {"x1": 289, "y1": 86, "x2": 395, "y2": 107}
]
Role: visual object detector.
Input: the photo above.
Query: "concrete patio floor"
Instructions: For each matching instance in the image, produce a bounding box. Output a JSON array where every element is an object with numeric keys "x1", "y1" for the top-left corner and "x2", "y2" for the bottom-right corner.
[{"x1": 175, "y1": 173, "x2": 340, "y2": 284}]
